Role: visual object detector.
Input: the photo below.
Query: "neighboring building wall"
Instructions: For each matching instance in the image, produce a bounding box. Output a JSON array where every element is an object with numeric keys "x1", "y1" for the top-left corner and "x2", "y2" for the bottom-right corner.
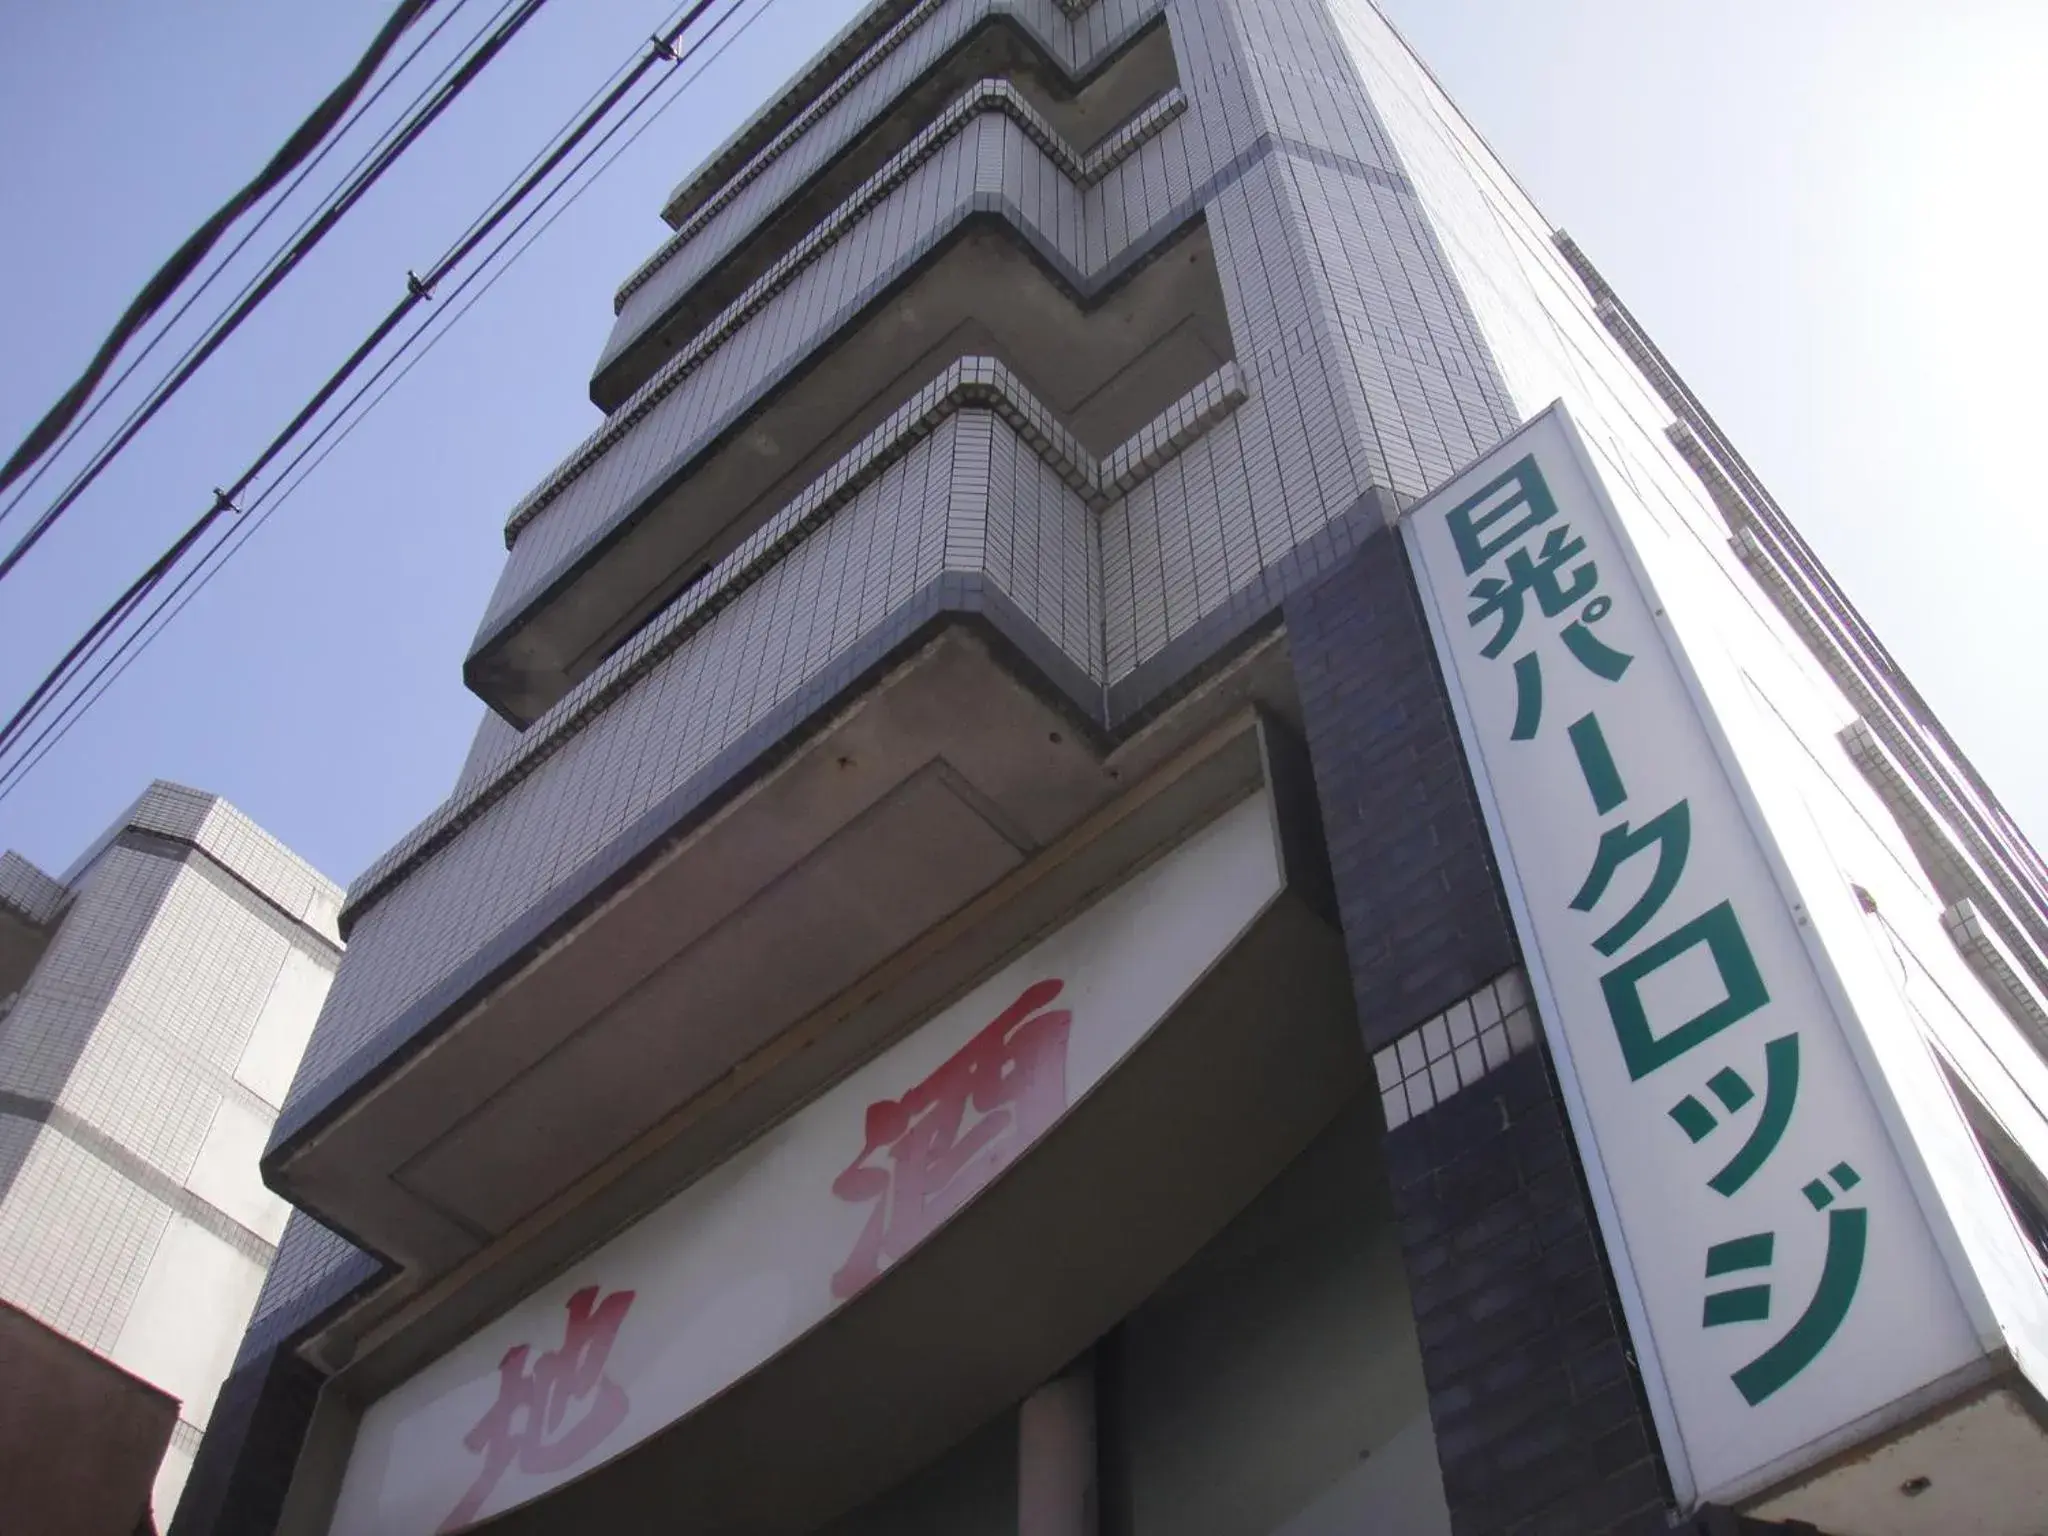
[
  {"x1": 0, "y1": 1298, "x2": 178, "y2": 1536},
  {"x1": 0, "y1": 784, "x2": 342, "y2": 1526},
  {"x1": 0, "y1": 850, "x2": 67, "y2": 1008}
]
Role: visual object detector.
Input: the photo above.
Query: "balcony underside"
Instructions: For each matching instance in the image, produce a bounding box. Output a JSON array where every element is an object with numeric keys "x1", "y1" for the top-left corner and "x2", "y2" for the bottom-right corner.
[
  {"x1": 597, "y1": 13, "x2": 1176, "y2": 408},
  {"x1": 472, "y1": 211, "x2": 1232, "y2": 725},
  {"x1": 414, "y1": 840, "x2": 1359, "y2": 1534},
  {"x1": 268, "y1": 617, "x2": 1309, "y2": 1336}
]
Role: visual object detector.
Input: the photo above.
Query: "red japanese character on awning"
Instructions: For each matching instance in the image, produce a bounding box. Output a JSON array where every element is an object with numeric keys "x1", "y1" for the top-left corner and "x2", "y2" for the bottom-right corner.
[
  {"x1": 830, "y1": 978, "x2": 1072, "y2": 1299},
  {"x1": 439, "y1": 1285, "x2": 636, "y2": 1531}
]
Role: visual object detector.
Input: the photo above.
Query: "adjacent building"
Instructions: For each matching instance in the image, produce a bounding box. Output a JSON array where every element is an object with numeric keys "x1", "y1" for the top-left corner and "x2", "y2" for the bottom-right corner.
[
  {"x1": 184, "y1": 2, "x2": 2048, "y2": 1532},
  {"x1": 0, "y1": 783, "x2": 342, "y2": 1527},
  {"x1": 0, "y1": 1298, "x2": 180, "y2": 1536}
]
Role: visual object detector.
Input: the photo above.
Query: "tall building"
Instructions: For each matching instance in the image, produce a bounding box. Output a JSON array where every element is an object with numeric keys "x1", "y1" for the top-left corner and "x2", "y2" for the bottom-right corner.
[
  {"x1": 187, "y1": 2, "x2": 2048, "y2": 1533},
  {"x1": 0, "y1": 782, "x2": 342, "y2": 1527}
]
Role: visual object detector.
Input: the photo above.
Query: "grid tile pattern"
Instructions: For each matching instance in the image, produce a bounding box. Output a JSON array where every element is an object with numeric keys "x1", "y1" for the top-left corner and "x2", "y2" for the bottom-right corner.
[
  {"x1": 262, "y1": 0, "x2": 1770, "y2": 1357},
  {"x1": 486, "y1": 118, "x2": 1200, "y2": 647},
  {"x1": 234, "y1": 1210, "x2": 384, "y2": 1368},
  {"x1": 491, "y1": 0, "x2": 1530, "y2": 694},
  {"x1": 298, "y1": 360, "x2": 1241, "y2": 1120},
  {"x1": 1373, "y1": 969, "x2": 1537, "y2": 1130},
  {"x1": 522, "y1": 84, "x2": 1186, "y2": 545},
  {"x1": 1841, "y1": 717, "x2": 2048, "y2": 1003},
  {"x1": 1, "y1": 853, "x2": 322, "y2": 1133},
  {"x1": 1329, "y1": 0, "x2": 1737, "y2": 559},
  {"x1": 0, "y1": 852, "x2": 66, "y2": 928},
  {"x1": 454, "y1": 710, "x2": 527, "y2": 798},
  {"x1": 0, "y1": 1120, "x2": 174, "y2": 1352},
  {"x1": 72, "y1": 784, "x2": 343, "y2": 942},
  {"x1": 655, "y1": 0, "x2": 1158, "y2": 248},
  {"x1": 0, "y1": 795, "x2": 336, "y2": 1459},
  {"x1": 1943, "y1": 899, "x2": 2048, "y2": 1048},
  {"x1": 612, "y1": 67, "x2": 1186, "y2": 372},
  {"x1": 359, "y1": 356, "x2": 1236, "y2": 919}
]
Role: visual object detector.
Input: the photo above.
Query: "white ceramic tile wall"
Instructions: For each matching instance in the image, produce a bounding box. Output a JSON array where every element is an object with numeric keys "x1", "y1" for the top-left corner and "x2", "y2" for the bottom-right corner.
[
  {"x1": 485, "y1": 100, "x2": 1196, "y2": 641},
  {"x1": 267, "y1": 0, "x2": 1795, "y2": 1336},
  {"x1": 1330, "y1": 0, "x2": 1731, "y2": 560},
  {"x1": 0, "y1": 1122, "x2": 173, "y2": 1353},
  {"x1": 453, "y1": 709, "x2": 527, "y2": 798},
  {"x1": 0, "y1": 851, "x2": 66, "y2": 927},
  {"x1": 295, "y1": 355, "x2": 1245, "y2": 1117},
  {"x1": 59, "y1": 781, "x2": 344, "y2": 943},
  {"x1": 610, "y1": 0, "x2": 1165, "y2": 365},
  {"x1": 289, "y1": 0, "x2": 1552, "y2": 1137},
  {"x1": 663, "y1": 0, "x2": 1155, "y2": 224},
  {"x1": 0, "y1": 792, "x2": 339, "y2": 1526}
]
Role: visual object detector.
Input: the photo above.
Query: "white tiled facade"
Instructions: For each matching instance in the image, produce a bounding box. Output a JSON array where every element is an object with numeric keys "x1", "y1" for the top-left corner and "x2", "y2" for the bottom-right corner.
[
  {"x1": 276, "y1": 0, "x2": 1530, "y2": 1154},
  {"x1": 0, "y1": 783, "x2": 341, "y2": 1525},
  {"x1": 241, "y1": 0, "x2": 1836, "y2": 1367},
  {"x1": 234, "y1": 2, "x2": 2048, "y2": 1524}
]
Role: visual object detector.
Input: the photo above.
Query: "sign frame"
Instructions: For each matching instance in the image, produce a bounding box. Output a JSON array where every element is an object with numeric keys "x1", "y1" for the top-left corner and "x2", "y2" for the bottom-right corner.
[{"x1": 1400, "y1": 402, "x2": 1996, "y2": 1509}]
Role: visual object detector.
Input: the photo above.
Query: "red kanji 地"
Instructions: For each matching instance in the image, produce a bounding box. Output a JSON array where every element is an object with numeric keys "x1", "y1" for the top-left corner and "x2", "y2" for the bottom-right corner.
[{"x1": 439, "y1": 1285, "x2": 636, "y2": 1532}]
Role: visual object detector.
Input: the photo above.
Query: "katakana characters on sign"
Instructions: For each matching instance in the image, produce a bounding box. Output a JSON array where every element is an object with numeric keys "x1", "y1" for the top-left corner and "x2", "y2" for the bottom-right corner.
[
  {"x1": 1701, "y1": 1164, "x2": 1869, "y2": 1406},
  {"x1": 1446, "y1": 455, "x2": 1635, "y2": 742},
  {"x1": 1600, "y1": 902, "x2": 1772, "y2": 1081},
  {"x1": 1669, "y1": 1035, "x2": 1801, "y2": 1197},
  {"x1": 1417, "y1": 424, "x2": 1923, "y2": 1461},
  {"x1": 1469, "y1": 510, "x2": 1871, "y2": 1410},
  {"x1": 440, "y1": 1285, "x2": 637, "y2": 1532},
  {"x1": 1554, "y1": 708, "x2": 1772, "y2": 1082},
  {"x1": 829, "y1": 977, "x2": 1072, "y2": 1300}
]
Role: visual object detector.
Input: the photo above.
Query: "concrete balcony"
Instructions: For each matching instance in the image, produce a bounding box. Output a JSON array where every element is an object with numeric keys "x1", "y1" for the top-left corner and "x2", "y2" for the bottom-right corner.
[
  {"x1": 471, "y1": 80, "x2": 1218, "y2": 725},
  {"x1": 599, "y1": 0, "x2": 1175, "y2": 408},
  {"x1": 319, "y1": 729, "x2": 1357, "y2": 1534},
  {"x1": 263, "y1": 357, "x2": 1266, "y2": 1310}
]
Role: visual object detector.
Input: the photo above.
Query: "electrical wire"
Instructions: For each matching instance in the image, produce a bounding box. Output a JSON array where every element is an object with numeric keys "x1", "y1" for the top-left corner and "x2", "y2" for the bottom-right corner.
[
  {"x1": 0, "y1": 0, "x2": 552, "y2": 585},
  {"x1": 0, "y1": 0, "x2": 443, "y2": 503},
  {"x1": 0, "y1": 0, "x2": 499, "y2": 540},
  {"x1": 0, "y1": 0, "x2": 780, "y2": 800},
  {"x1": 0, "y1": 0, "x2": 772, "y2": 800}
]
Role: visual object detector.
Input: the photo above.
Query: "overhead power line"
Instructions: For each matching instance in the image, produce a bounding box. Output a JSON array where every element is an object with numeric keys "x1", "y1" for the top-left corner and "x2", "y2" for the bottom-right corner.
[
  {"x1": 0, "y1": 0, "x2": 505, "y2": 539},
  {"x1": 0, "y1": 0, "x2": 443, "y2": 505},
  {"x1": 0, "y1": 0, "x2": 778, "y2": 800},
  {"x1": 0, "y1": 0, "x2": 551, "y2": 587}
]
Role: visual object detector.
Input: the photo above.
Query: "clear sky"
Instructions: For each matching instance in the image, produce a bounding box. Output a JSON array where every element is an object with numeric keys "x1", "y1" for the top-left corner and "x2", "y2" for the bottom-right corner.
[{"x1": 0, "y1": 0, "x2": 2042, "y2": 890}]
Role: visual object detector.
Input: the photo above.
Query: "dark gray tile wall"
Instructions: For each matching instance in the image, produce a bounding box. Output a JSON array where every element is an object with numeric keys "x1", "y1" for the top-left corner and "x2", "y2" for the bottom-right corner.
[
  {"x1": 1383, "y1": 1044, "x2": 1667, "y2": 1536},
  {"x1": 1284, "y1": 524, "x2": 1515, "y2": 1048}
]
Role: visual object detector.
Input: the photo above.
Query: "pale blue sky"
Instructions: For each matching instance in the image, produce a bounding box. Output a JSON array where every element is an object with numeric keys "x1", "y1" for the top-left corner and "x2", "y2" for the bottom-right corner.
[{"x1": 1, "y1": 1, "x2": 2042, "y2": 888}]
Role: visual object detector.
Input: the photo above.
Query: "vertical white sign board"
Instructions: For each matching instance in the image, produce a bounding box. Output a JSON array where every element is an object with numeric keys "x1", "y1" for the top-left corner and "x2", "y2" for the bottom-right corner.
[{"x1": 1402, "y1": 406, "x2": 1984, "y2": 1506}]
